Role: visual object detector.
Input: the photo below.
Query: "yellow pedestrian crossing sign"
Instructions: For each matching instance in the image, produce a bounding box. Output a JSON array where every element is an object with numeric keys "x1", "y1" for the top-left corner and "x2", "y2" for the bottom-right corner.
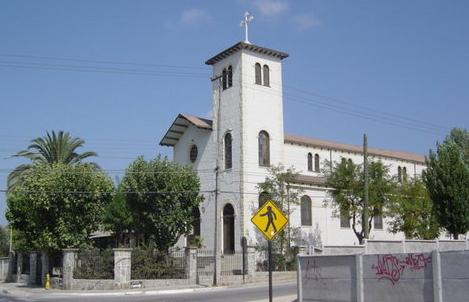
[{"x1": 251, "y1": 200, "x2": 288, "y2": 241}]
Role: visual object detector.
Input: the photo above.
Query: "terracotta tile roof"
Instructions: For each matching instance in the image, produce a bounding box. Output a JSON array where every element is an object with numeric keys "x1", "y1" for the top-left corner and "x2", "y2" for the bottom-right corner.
[
  {"x1": 205, "y1": 41, "x2": 289, "y2": 65},
  {"x1": 159, "y1": 114, "x2": 425, "y2": 164},
  {"x1": 159, "y1": 114, "x2": 212, "y2": 146},
  {"x1": 180, "y1": 113, "x2": 213, "y2": 130},
  {"x1": 285, "y1": 134, "x2": 425, "y2": 164},
  {"x1": 294, "y1": 175, "x2": 328, "y2": 186}
]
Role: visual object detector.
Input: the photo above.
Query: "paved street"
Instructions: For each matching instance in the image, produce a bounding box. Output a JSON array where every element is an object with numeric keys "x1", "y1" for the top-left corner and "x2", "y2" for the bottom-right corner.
[{"x1": 0, "y1": 282, "x2": 297, "y2": 302}]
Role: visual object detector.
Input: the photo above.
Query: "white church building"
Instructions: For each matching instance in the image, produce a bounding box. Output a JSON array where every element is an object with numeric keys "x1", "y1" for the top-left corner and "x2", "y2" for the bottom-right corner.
[{"x1": 160, "y1": 40, "x2": 426, "y2": 254}]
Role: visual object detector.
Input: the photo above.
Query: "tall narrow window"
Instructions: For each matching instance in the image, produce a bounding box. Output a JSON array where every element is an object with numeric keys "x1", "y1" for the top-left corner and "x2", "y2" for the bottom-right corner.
[
  {"x1": 398, "y1": 166, "x2": 402, "y2": 182},
  {"x1": 402, "y1": 167, "x2": 407, "y2": 182},
  {"x1": 227, "y1": 65, "x2": 233, "y2": 88},
  {"x1": 223, "y1": 204, "x2": 235, "y2": 254},
  {"x1": 340, "y1": 209, "x2": 350, "y2": 228},
  {"x1": 255, "y1": 63, "x2": 262, "y2": 85},
  {"x1": 314, "y1": 154, "x2": 320, "y2": 172},
  {"x1": 258, "y1": 131, "x2": 270, "y2": 167},
  {"x1": 263, "y1": 64, "x2": 270, "y2": 86},
  {"x1": 307, "y1": 153, "x2": 313, "y2": 171},
  {"x1": 222, "y1": 68, "x2": 227, "y2": 90},
  {"x1": 224, "y1": 132, "x2": 232, "y2": 169},
  {"x1": 191, "y1": 207, "x2": 201, "y2": 237},
  {"x1": 374, "y1": 215, "x2": 383, "y2": 230},
  {"x1": 301, "y1": 195, "x2": 312, "y2": 226}
]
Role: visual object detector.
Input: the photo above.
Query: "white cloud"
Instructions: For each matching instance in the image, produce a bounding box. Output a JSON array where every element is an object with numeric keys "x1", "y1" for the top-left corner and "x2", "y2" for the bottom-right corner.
[
  {"x1": 253, "y1": 0, "x2": 289, "y2": 16},
  {"x1": 180, "y1": 8, "x2": 210, "y2": 26},
  {"x1": 292, "y1": 14, "x2": 320, "y2": 31}
]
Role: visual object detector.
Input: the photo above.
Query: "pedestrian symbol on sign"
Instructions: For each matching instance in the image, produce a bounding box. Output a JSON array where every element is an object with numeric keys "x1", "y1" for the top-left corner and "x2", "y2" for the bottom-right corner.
[
  {"x1": 251, "y1": 200, "x2": 288, "y2": 241},
  {"x1": 260, "y1": 206, "x2": 277, "y2": 233}
]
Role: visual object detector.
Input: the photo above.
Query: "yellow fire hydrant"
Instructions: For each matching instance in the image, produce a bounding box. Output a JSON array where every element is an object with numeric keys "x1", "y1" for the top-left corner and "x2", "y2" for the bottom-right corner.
[{"x1": 44, "y1": 273, "x2": 51, "y2": 290}]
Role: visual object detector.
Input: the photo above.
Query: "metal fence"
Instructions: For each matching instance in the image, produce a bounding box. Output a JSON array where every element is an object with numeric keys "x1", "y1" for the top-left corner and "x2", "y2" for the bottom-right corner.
[
  {"x1": 74, "y1": 249, "x2": 114, "y2": 279},
  {"x1": 256, "y1": 250, "x2": 297, "y2": 272},
  {"x1": 221, "y1": 253, "x2": 244, "y2": 276},
  {"x1": 131, "y1": 248, "x2": 186, "y2": 280},
  {"x1": 196, "y1": 250, "x2": 214, "y2": 275}
]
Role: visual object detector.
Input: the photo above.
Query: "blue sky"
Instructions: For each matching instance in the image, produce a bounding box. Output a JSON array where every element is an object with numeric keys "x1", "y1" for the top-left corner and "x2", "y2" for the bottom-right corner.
[{"x1": 0, "y1": 1, "x2": 468, "y2": 225}]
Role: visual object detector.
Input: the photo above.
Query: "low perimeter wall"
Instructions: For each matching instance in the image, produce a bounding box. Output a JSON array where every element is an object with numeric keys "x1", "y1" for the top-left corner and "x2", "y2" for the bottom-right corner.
[
  {"x1": 321, "y1": 239, "x2": 468, "y2": 255},
  {"x1": 0, "y1": 258, "x2": 9, "y2": 281},
  {"x1": 298, "y1": 250, "x2": 469, "y2": 302}
]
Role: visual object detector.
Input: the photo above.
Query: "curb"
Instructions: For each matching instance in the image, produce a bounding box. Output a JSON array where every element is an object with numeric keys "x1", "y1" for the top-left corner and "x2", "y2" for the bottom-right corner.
[
  {"x1": 38, "y1": 285, "x2": 229, "y2": 297},
  {"x1": 0, "y1": 281, "x2": 296, "y2": 298}
]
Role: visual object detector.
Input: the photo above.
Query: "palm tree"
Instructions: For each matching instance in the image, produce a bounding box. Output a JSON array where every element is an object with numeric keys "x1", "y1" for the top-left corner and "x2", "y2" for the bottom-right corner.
[{"x1": 7, "y1": 130, "x2": 98, "y2": 191}]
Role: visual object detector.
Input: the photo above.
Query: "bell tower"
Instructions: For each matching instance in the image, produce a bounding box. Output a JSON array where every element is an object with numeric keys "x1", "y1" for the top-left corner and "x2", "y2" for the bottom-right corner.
[{"x1": 205, "y1": 37, "x2": 289, "y2": 248}]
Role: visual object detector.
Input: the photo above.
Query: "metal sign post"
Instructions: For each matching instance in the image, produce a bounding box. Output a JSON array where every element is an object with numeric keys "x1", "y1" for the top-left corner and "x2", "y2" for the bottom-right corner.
[
  {"x1": 268, "y1": 240, "x2": 273, "y2": 302},
  {"x1": 251, "y1": 200, "x2": 288, "y2": 302},
  {"x1": 241, "y1": 236, "x2": 247, "y2": 283}
]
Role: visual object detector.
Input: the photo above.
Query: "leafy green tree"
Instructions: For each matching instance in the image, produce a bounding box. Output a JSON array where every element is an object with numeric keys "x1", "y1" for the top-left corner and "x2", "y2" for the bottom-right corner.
[
  {"x1": 387, "y1": 178, "x2": 440, "y2": 239},
  {"x1": 120, "y1": 156, "x2": 203, "y2": 252},
  {"x1": 6, "y1": 163, "x2": 114, "y2": 252},
  {"x1": 7, "y1": 130, "x2": 98, "y2": 191},
  {"x1": 103, "y1": 191, "x2": 133, "y2": 247},
  {"x1": 423, "y1": 128, "x2": 469, "y2": 239},
  {"x1": 324, "y1": 159, "x2": 394, "y2": 244},
  {"x1": 257, "y1": 164, "x2": 303, "y2": 260},
  {"x1": 446, "y1": 128, "x2": 469, "y2": 162}
]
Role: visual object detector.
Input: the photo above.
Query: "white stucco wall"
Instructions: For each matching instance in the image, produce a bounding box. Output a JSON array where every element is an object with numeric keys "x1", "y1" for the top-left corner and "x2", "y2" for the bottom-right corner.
[{"x1": 167, "y1": 43, "x2": 435, "y2": 252}]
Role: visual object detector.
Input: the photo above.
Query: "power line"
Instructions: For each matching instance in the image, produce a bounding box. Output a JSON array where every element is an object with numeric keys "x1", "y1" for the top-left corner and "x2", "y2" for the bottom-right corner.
[
  {"x1": 0, "y1": 61, "x2": 209, "y2": 78},
  {"x1": 0, "y1": 58, "x2": 451, "y2": 137},
  {"x1": 241, "y1": 81, "x2": 449, "y2": 135},
  {"x1": 0, "y1": 54, "x2": 210, "y2": 70}
]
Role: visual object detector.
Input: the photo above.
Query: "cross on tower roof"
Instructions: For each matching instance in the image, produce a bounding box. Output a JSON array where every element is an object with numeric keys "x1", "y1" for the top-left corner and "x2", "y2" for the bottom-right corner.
[{"x1": 240, "y1": 11, "x2": 254, "y2": 44}]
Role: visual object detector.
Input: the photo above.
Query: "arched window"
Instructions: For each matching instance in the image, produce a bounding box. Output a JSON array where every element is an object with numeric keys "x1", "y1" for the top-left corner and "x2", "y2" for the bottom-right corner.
[
  {"x1": 263, "y1": 64, "x2": 270, "y2": 86},
  {"x1": 258, "y1": 192, "x2": 271, "y2": 208},
  {"x1": 314, "y1": 154, "x2": 320, "y2": 172},
  {"x1": 222, "y1": 68, "x2": 227, "y2": 90},
  {"x1": 189, "y1": 145, "x2": 198, "y2": 163},
  {"x1": 227, "y1": 65, "x2": 233, "y2": 88},
  {"x1": 224, "y1": 132, "x2": 232, "y2": 169},
  {"x1": 398, "y1": 166, "x2": 402, "y2": 182},
  {"x1": 223, "y1": 204, "x2": 235, "y2": 254},
  {"x1": 307, "y1": 153, "x2": 313, "y2": 171},
  {"x1": 255, "y1": 63, "x2": 262, "y2": 85},
  {"x1": 300, "y1": 195, "x2": 312, "y2": 226},
  {"x1": 402, "y1": 167, "x2": 407, "y2": 182},
  {"x1": 258, "y1": 131, "x2": 270, "y2": 167}
]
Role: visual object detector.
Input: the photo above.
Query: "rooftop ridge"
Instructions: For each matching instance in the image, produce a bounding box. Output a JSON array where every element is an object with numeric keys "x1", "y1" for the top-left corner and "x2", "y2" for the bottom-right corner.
[
  {"x1": 160, "y1": 114, "x2": 425, "y2": 164},
  {"x1": 284, "y1": 133, "x2": 425, "y2": 164}
]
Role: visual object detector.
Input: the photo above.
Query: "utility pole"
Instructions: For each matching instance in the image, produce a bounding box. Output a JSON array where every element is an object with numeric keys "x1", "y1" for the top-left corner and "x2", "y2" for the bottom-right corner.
[
  {"x1": 363, "y1": 134, "x2": 369, "y2": 241},
  {"x1": 211, "y1": 74, "x2": 222, "y2": 286},
  {"x1": 9, "y1": 226, "x2": 12, "y2": 253},
  {"x1": 286, "y1": 184, "x2": 291, "y2": 249}
]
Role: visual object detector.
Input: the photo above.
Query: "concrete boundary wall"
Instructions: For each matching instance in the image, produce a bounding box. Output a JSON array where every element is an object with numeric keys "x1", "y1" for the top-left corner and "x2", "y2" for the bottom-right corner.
[
  {"x1": 0, "y1": 258, "x2": 9, "y2": 281},
  {"x1": 320, "y1": 239, "x2": 468, "y2": 255},
  {"x1": 298, "y1": 250, "x2": 469, "y2": 302}
]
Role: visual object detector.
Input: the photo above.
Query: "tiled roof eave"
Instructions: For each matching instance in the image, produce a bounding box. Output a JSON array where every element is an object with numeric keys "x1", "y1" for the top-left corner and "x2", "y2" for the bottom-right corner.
[
  {"x1": 205, "y1": 42, "x2": 289, "y2": 65},
  {"x1": 284, "y1": 134, "x2": 425, "y2": 164}
]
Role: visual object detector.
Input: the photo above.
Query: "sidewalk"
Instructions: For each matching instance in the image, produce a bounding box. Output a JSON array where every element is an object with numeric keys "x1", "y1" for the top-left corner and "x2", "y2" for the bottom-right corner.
[{"x1": 0, "y1": 281, "x2": 297, "y2": 301}]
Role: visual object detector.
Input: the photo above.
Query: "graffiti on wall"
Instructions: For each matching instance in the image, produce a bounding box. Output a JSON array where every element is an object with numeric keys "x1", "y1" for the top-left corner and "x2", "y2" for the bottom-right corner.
[
  {"x1": 371, "y1": 253, "x2": 432, "y2": 285},
  {"x1": 304, "y1": 259, "x2": 326, "y2": 285}
]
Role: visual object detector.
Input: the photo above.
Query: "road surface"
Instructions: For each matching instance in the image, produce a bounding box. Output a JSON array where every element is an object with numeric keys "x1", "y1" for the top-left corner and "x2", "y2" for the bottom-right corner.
[{"x1": 0, "y1": 282, "x2": 297, "y2": 302}]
